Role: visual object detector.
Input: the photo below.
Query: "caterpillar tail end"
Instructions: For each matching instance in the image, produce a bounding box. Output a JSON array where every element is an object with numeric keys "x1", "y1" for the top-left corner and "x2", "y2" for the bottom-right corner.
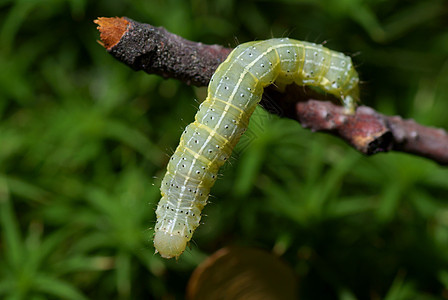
[
  {"x1": 342, "y1": 95, "x2": 357, "y2": 115},
  {"x1": 154, "y1": 230, "x2": 188, "y2": 259}
]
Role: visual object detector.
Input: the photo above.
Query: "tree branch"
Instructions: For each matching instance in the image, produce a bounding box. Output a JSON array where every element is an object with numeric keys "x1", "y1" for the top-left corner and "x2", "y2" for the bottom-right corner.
[{"x1": 94, "y1": 17, "x2": 448, "y2": 166}]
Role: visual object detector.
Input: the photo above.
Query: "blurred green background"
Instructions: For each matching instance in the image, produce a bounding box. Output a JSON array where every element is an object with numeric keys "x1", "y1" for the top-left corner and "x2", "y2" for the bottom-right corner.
[{"x1": 1, "y1": 0, "x2": 448, "y2": 299}]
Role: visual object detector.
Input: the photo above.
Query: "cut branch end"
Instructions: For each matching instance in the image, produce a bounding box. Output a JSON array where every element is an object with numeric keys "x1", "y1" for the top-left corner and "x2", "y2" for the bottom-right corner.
[{"x1": 94, "y1": 17, "x2": 129, "y2": 50}]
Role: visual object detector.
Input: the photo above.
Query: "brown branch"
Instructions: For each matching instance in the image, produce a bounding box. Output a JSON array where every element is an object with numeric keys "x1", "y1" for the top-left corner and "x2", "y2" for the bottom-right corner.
[
  {"x1": 94, "y1": 17, "x2": 231, "y2": 86},
  {"x1": 94, "y1": 17, "x2": 448, "y2": 166},
  {"x1": 296, "y1": 101, "x2": 448, "y2": 163}
]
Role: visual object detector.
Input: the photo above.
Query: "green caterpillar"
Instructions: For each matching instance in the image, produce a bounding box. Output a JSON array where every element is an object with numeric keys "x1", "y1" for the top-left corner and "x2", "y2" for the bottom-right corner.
[{"x1": 154, "y1": 38, "x2": 359, "y2": 258}]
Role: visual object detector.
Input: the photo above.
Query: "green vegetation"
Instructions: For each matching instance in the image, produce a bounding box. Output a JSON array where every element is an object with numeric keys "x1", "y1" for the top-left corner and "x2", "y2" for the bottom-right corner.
[{"x1": 1, "y1": 0, "x2": 447, "y2": 299}]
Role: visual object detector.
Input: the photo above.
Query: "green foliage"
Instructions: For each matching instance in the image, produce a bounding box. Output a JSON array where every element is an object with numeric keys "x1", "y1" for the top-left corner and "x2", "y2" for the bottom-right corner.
[{"x1": 0, "y1": 0, "x2": 447, "y2": 299}]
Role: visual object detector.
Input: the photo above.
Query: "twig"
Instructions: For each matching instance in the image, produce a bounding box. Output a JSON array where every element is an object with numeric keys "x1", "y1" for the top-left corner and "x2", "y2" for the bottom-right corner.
[
  {"x1": 94, "y1": 17, "x2": 448, "y2": 166},
  {"x1": 94, "y1": 17, "x2": 231, "y2": 86}
]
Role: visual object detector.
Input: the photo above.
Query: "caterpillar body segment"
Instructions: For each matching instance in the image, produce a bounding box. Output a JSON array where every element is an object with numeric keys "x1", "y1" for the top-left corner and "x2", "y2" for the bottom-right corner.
[{"x1": 154, "y1": 38, "x2": 360, "y2": 259}]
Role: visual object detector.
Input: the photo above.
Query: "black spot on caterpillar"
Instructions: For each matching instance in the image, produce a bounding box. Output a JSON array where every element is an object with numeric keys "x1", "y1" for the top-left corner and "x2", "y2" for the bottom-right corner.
[{"x1": 154, "y1": 38, "x2": 359, "y2": 258}]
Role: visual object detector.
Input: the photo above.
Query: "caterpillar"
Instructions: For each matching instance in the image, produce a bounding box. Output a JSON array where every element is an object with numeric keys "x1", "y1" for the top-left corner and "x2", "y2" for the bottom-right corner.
[{"x1": 154, "y1": 38, "x2": 359, "y2": 259}]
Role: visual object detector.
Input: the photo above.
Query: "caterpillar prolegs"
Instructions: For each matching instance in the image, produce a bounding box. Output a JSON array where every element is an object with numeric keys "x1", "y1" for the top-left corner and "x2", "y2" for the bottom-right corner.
[{"x1": 154, "y1": 38, "x2": 360, "y2": 258}]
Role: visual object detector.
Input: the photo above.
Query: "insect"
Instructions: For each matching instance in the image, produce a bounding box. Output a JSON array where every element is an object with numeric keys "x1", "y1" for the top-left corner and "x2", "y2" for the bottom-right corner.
[{"x1": 154, "y1": 38, "x2": 359, "y2": 258}]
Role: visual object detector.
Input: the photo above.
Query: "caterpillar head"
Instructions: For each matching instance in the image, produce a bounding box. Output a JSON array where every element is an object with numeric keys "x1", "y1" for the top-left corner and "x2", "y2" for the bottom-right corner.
[{"x1": 154, "y1": 230, "x2": 188, "y2": 259}]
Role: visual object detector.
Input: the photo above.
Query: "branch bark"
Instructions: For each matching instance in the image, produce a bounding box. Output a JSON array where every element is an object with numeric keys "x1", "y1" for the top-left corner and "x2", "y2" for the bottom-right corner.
[{"x1": 94, "y1": 17, "x2": 448, "y2": 166}]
